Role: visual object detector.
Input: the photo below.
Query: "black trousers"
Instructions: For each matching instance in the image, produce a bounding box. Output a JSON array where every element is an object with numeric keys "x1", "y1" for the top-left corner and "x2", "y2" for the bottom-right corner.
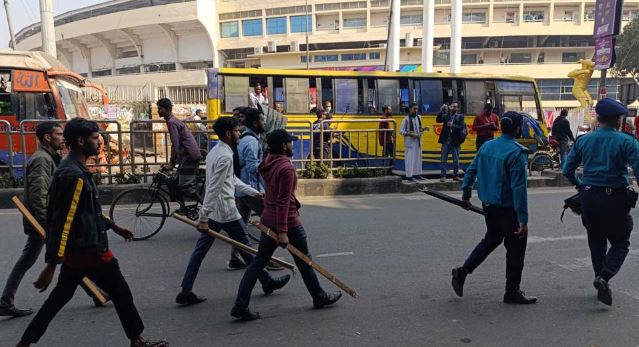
[
  {"x1": 580, "y1": 186, "x2": 633, "y2": 281},
  {"x1": 21, "y1": 259, "x2": 144, "y2": 343},
  {"x1": 462, "y1": 205, "x2": 527, "y2": 292},
  {"x1": 476, "y1": 137, "x2": 493, "y2": 151}
]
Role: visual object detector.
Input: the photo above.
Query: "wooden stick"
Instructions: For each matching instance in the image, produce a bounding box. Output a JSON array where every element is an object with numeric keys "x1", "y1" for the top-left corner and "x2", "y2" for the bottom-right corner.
[
  {"x1": 172, "y1": 214, "x2": 296, "y2": 272},
  {"x1": 249, "y1": 221, "x2": 358, "y2": 298},
  {"x1": 12, "y1": 196, "x2": 108, "y2": 306}
]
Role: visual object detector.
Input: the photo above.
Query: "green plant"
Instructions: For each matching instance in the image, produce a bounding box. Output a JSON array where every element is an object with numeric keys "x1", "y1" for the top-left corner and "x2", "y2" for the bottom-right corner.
[
  {"x1": 333, "y1": 166, "x2": 387, "y2": 179},
  {"x1": 114, "y1": 172, "x2": 142, "y2": 184},
  {"x1": 301, "y1": 162, "x2": 330, "y2": 179},
  {"x1": 92, "y1": 172, "x2": 103, "y2": 185},
  {"x1": 0, "y1": 173, "x2": 24, "y2": 188}
]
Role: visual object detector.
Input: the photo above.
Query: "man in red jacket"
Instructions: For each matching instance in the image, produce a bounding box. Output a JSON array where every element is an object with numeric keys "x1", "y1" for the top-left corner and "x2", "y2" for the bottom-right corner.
[{"x1": 230, "y1": 129, "x2": 342, "y2": 321}]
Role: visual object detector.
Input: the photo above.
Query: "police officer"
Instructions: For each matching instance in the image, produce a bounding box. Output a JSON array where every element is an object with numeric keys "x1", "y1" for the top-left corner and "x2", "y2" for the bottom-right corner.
[
  {"x1": 562, "y1": 98, "x2": 639, "y2": 306},
  {"x1": 451, "y1": 111, "x2": 537, "y2": 304}
]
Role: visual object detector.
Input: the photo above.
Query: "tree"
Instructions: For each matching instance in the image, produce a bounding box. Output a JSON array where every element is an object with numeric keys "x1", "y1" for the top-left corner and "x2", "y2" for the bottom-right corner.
[{"x1": 614, "y1": 16, "x2": 639, "y2": 82}]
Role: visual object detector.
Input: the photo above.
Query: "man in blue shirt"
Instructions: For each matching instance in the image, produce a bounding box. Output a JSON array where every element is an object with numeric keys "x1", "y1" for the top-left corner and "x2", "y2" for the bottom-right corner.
[
  {"x1": 451, "y1": 112, "x2": 537, "y2": 305},
  {"x1": 562, "y1": 98, "x2": 639, "y2": 306},
  {"x1": 236, "y1": 107, "x2": 265, "y2": 224}
]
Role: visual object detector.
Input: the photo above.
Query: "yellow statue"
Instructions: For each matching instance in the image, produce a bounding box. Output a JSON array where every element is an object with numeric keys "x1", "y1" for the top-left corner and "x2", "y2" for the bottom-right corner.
[{"x1": 567, "y1": 59, "x2": 595, "y2": 109}]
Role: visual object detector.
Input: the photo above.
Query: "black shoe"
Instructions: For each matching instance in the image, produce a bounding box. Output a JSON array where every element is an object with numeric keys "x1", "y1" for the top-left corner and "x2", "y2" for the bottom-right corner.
[
  {"x1": 230, "y1": 305, "x2": 260, "y2": 321},
  {"x1": 175, "y1": 292, "x2": 207, "y2": 306},
  {"x1": 414, "y1": 175, "x2": 425, "y2": 180},
  {"x1": 313, "y1": 291, "x2": 342, "y2": 309},
  {"x1": 266, "y1": 261, "x2": 285, "y2": 271},
  {"x1": 503, "y1": 290, "x2": 538, "y2": 304},
  {"x1": 0, "y1": 305, "x2": 33, "y2": 317},
  {"x1": 263, "y1": 274, "x2": 291, "y2": 295},
  {"x1": 451, "y1": 267, "x2": 467, "y2": 297},
  {"x1": 593, "y1": 276, "x2": 612, "y2": 306},
  {"x1": 226, "y1": 259, "x2": 247, "y2": 271}
]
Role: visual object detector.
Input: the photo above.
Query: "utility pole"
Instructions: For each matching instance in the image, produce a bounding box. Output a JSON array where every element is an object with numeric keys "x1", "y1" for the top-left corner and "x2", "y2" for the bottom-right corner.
[
  {"x1": 39, "y1": 0, "x2": 56, "y2": 56},
  {"x1": 387, "y1": 0, "x2": 400, "y2": 72},
  {"x1": 305, "y1": 0, "x2": 309, "y2": 70},
  {"x1": 3, "y1": 0, "x2": 17, "y2": 49}
]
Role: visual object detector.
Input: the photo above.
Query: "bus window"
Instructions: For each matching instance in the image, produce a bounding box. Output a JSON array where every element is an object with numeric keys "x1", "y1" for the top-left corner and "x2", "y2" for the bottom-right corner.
[
  {"x1": 495, "y1": 81, "x2": 538, "y2": 118},
  {"x1": 223, "y1": 76, "x2": 249, "y2": 112},
  {"x1": 284, "y1": 77, "x2": 310, "y2": 114},
  {"x1": 414, "y1": 79, "x2": 444, "y2": 114},
  {"x1": 56, "y1": 80, "x2": 87, "y2": 119},
  {"x1": 273, "y1": 76, "x2": 285, "y2": 111},
  {"x1": 464, "y1": 80, "x2": 488, "y2": 115},
  {"x1": 376, "y1": 79, "x2": 399, "y2": 115},
  {"x1": 334, "y1": 79, "x2": 358, "y2": 114},
  {"x1": 320, "y1": 77, "x2": 333, "y2": 108},
  {"x1": 0, "y1": 73, "x2": 11, "y2": 114},
  {"x1": 399, "y1": 79, "x2": 410, "y2": 113},
  {"x1": 500, "y1": 95, "x2": 524, "y2": 113}
]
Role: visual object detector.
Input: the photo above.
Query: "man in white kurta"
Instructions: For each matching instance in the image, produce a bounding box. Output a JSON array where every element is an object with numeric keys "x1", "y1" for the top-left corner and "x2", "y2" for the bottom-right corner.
[{"x1": 400, "y1": 104, "x2": 424, "y2": 182}]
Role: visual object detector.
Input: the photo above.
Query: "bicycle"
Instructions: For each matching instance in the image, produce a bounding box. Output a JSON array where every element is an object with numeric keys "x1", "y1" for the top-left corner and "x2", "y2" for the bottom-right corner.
[
  {"x1": 109, "y1": 169, "x2": 205, "y2": 241},
  {"x1": 528, "y1": 137, "x2": 561, "y2": 175}
]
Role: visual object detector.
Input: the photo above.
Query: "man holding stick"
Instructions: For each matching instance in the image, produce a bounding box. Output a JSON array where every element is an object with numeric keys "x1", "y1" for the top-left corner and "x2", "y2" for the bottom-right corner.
[
  {"x1": 451, "y1": 112, "x2": 537, "y2": 305},
  {"x1": 176, "y1": 116, "x2": 290, "y2": 306},
  {"x1": 231, "y1": 129, "x2": 342, "y2": 321},
  {"x1": 1, "y1": 122, "x2": 63, "y2": 317},
  {"x1": 16, "y1": 118, "x2": 167, "y2": 347}
]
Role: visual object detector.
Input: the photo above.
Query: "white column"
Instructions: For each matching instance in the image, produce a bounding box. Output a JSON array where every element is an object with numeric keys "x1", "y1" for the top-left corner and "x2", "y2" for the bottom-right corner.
[
  {"x1": 40, "y1": 0, "x2": 56, "y2": 56},
  {"x1": 421, "y1": 0, "x2": 434, "y2": 72},
  {"x1": 4, "y1": 0, "x2": 16, "y2": 49},
  {"x1": 450, "y1": 0, "x2": 462, "y2": 73},
  {"x1": 388, "y1": 0, "x2": 401, "y2": 72}
]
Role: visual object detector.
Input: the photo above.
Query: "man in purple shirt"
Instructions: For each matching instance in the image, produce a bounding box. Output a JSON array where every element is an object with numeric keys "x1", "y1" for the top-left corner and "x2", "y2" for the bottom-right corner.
[{"x1": 158, "y1": 98, "x2": 203, "y2": 202}]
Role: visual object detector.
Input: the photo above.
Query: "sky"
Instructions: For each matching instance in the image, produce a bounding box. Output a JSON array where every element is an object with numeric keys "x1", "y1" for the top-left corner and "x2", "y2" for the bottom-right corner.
[{"x1": 1, "y1": 0, "x2": 108, "y2": 49}]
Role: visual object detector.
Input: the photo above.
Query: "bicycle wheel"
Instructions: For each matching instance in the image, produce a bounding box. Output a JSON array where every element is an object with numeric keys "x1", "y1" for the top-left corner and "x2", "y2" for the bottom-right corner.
[
  {"x1": 109, "y1": 188, "x2": 168, "y2": 241},
  {"x1": 528, "y1": 152, "x2": 554, "y2": 175}
]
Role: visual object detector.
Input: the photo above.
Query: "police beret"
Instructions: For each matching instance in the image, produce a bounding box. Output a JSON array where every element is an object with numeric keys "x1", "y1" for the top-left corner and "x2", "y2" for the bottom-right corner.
[{"x1": 596, "y1": 98, "x2": 628, "y2": 119}]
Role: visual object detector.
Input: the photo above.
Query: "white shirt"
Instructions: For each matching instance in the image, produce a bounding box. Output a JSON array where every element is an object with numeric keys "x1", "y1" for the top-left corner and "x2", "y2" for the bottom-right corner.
[
  {"x1": 199, "y1": 141, "x2": 259, "y2": 223},
  {"x1": 400, "y1": 115, "x2": 423, "y2": 148},
  {"x1": 249, "y1": 92, "x2": 268, "y2": 108}
]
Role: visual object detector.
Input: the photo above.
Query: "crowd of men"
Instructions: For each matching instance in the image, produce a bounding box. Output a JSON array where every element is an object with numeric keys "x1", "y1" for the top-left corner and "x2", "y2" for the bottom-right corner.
[{"x1": 1, "y1": 88, "x2": 638, "y2": 345}]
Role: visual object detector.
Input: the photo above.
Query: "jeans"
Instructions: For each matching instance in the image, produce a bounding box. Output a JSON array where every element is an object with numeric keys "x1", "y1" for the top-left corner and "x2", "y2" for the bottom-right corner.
[
  {"x1": 382, "y1": 143, "x2": 394, "y2": 167},
  {"x1": 440, "y1": 143, "x2": 460, "y2": 177},
  {"x1": 1, "y1": 234, "x2": 44, "y2": 307},
  {"x1": 580, "y1": 186, "x2": 633, "y2": 281},
  {"x1": 462, "y1": 205, "x2": 527, "y2": 292},
  {"x1": 21, "y1": 259, "x2": 144, "y2": 343},
  {"x1": 558, "y1": 141, "x2": 570, "y2": 167},
  {"x1": 230, "y1": 197, "x2": 264, "y2": 262},
  {"x1": 180, "y1": 219, "x2": 275, "y2": 291},
  {"x1": 235, "y1": 225, "x2": 324, "y2": 307},
  {"x1": 476, "y1": 137, "x2": 492, "y2": 152}
]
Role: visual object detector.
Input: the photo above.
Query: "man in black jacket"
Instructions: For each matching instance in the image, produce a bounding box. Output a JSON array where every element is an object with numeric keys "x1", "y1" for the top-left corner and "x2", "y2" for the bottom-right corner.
[
  {"x1": 16, "y1": 118, "x2": 167, "y2": 347},
  {"x1": 551, "y1": 110, "x2": 575, "y2": 165},
  {"x1": 1, "y1": 122, "x2": 63, "y2": 317},
  {"x1": 436, "y1": 102, "x2": 466, "y2": 182}
]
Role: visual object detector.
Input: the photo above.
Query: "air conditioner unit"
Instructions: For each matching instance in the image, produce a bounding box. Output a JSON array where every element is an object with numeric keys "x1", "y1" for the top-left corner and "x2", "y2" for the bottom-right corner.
[
  {"x1": 379, "y1": 43, "x2": 387, "y2": 48},
  {"x1": 267, "y1": 40, "x2": 277, "y2": 52},
  {"x1": 254, "y1": 46, "x2": 264, "y2": 55},
  {"x1": 488, "y1": 41, "x2": 499, "y2": 48},
  {"x1": 291, "y1": 40, "x2": 300, "y2": 52}
]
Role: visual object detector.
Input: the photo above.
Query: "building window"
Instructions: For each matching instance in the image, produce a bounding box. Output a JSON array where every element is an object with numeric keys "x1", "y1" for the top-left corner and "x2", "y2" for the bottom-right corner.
[
  {"x1": 266, "y1": 5, "x2": 311, "y2": 16},
  {"x1": 369, "y1": 52, "x2": 381, "y2": 60},
  {"x1": 242, "y1": 19, "x2": 263, "y2": 36},
  {"x1": 562, "y1": 52, "x2": 586, "y2": 63},
  {"x1": 523, "y1": 11, "x2": 545, "y2": 22},
  {"x1": 462, "y1": 12, "x2": 486, "y2": 23},
  {"x1": 341, "y1": 53, "x2": 366, "y2": 61},
  {"x1": 400, "y1": 15, "x2": 422, "y2": 25},
  {"x1": 622, "y1": 9, "x2": 639, "y2": 21},
  {"x1": 510, "y1": 53, "x2": 532, "y2": 63},
  {"x1": 343, "y1": 17, "x2": 366, "y2": 28},
  {"x1": 220, "y1": 22, "x2": 239, "y2": 38},
  {"x1": 301, "y1": 56, "x2": 308, "y2": 63},
  {"x1": 315, "y1": 54, "x2": 339, "y2": 62},
  {"x1": 584, "y1": 9, "x2": 595, "y2": 21},
  {"x1": 461, "y1": 54, "x2": 477, "y2": 65},
  {"x1": 267, "y1": 17, "x2": 287, "y2": 35},
  {"x1": 291, "y1": 15, "x2": 312, "y2": 33}
]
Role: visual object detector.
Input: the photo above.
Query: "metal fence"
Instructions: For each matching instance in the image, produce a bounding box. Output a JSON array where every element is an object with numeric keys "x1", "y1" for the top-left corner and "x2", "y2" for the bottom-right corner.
[{"x1": 0, "y1": 118, "x2": 397, "y2": 184}]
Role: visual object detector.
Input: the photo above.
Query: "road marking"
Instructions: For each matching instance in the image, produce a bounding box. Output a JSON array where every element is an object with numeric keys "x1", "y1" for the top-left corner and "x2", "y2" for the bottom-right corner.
[
  {"x1": 316, "y1": 251, "x2": 354, "y2": 258},
  {"x1": 528, "y1": 235, "x2": 587, "y2": 244}
]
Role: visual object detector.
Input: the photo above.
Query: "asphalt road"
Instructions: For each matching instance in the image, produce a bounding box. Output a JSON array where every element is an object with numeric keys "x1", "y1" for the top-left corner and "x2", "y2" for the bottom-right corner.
[{"x1": 1, "y1": 188, "x2": 639, "y2": 347}]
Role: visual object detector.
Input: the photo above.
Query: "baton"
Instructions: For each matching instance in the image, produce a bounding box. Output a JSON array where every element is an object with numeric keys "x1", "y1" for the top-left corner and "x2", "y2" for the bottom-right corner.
[
  {"x1": 12, "y1": 196, "x2": 109, "y2": 306},
  {"x1": 418, "y1": 188, "x2": 486, "y2": 216},
  {"x1": 249, "y1": 221, "x2": 358, "y2": 299},
  {"x1": 172, "y1": 214, "x2": 296, "y2": 272}
]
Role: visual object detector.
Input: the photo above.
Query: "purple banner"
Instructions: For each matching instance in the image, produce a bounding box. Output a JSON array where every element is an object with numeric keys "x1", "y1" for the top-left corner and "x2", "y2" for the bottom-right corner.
[
  {"x1": 594, "y1": 36, "x2": 616, "y2": 70},
  {"x1": 594, "y1": 0, "x2": 623, "y2": 38}
]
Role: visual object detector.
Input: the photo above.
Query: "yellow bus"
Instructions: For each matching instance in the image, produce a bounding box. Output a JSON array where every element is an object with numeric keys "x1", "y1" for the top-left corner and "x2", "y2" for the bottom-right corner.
[{"x1": 205, "y1": 68, "x2": 546, "y2": 171}]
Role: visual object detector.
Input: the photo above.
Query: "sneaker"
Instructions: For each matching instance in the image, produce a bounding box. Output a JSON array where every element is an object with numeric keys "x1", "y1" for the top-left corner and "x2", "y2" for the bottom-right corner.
[
  {"x1": 439, "y1": 177, "x2": 446, "y2": 182},
  {"x1": 175, "y1": 292, "x2": 207, "y2": 306},
  {"x1": 414, "y1": 175, "x2": 425, "y2": 180},
  {"x1": 226, "y1": 259, "x2": 247, "y2": 271},
  {"x1": 263, "y1": 274, "x2": 291, "y2": 295},
  {"x1": 266, "y1": 261, "x2": 285, "y2": 271},
  {"x1": 593, "y1": 276, "x2": 612, "y2": 306},
  {"x1": 453, "y1": 176, "x2": 463, "y2": 182},
  {"x1": 313, "y1": 291, "x2": 343, "y2": 309},
  {"x1": 230, "y1": 305, "x2": 261, "y2": 321},
  {"x1": 0, "y1": 305, "x2": 33, "y2": 317},
  {"x1": 451, "y1": 267, "x2": 467, "y2": 297},
  {"x1": 408, "y1": 177, "x2": 419, "y2": 183},
  {"x1": 503, "y1": 290, "x2": 538, "y2": 304}
]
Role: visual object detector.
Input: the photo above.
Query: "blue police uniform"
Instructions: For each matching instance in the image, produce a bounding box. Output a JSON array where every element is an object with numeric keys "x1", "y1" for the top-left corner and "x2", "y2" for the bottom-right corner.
[
  {"x1": 458, "y1": 132, "x2": 530, "y2": 294},
  {"x1": 562, "y1": 98, "x2": 639, "y2": 291}
]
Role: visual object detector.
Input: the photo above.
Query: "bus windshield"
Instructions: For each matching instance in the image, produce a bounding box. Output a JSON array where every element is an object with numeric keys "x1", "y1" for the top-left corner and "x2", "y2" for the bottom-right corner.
[
  {"x1": 495, "y1": 81, "x2": 539, "y2": 119},
  {"x1": 56, "y1": 79, "x2": 89, "y2": 119}
]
